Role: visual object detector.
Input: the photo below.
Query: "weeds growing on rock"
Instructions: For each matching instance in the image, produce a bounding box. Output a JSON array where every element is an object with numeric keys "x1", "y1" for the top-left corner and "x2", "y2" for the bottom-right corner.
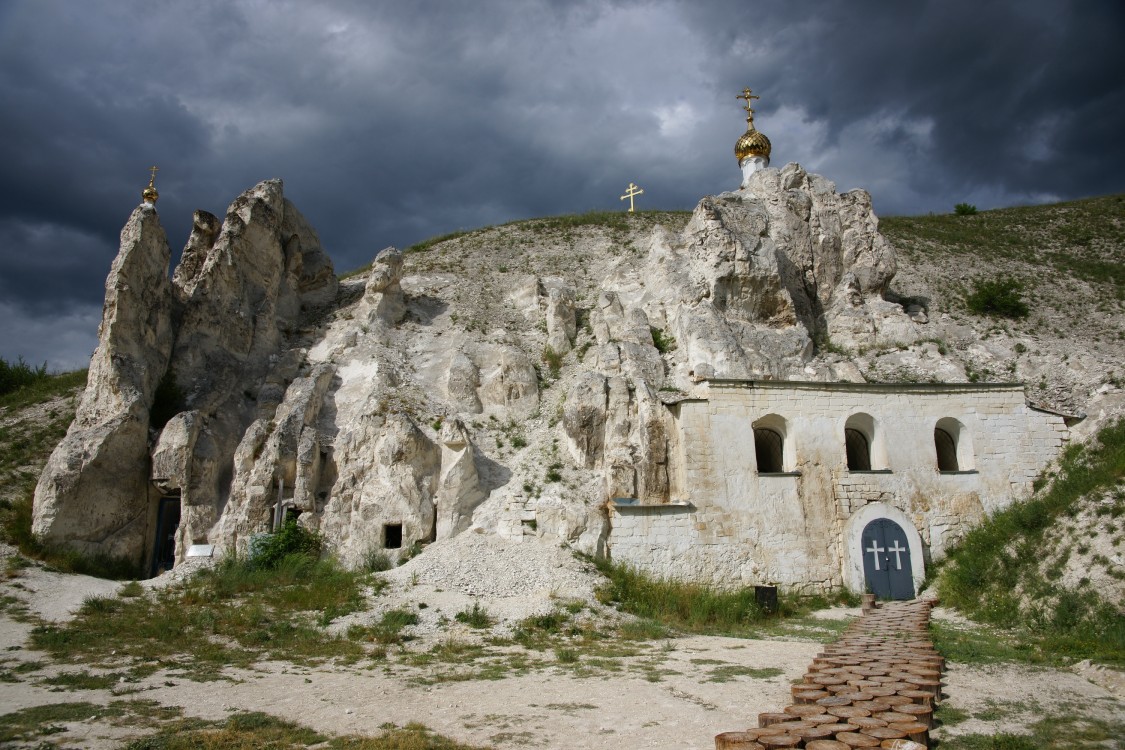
[{"x1": 454, "y1": 603, "x2": 494, "y2": 629}]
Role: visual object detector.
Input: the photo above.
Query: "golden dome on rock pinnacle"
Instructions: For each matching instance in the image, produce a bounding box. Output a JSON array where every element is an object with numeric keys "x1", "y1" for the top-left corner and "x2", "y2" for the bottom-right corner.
[
  {"x1": 734, "y1": 87, "x2": 771, "y2": 163},
  {"x1": 142, "y1": 165, "x2": 159, "y2": 204}
]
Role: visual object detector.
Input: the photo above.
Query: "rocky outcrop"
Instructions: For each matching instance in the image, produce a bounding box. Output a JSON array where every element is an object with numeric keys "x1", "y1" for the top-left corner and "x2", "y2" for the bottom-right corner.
[
  {"x1": 36, "y1": 164, "x2": 941, "y2": 574},
  {"x1": 162, "y1": 180, "x2": 338, "y2": 560},
  {"x1": 434, "y1": 419, "x2": 488, "y2": 540},
  {"x1": 32, "y1": 204, "x2": 174, "y2": 560},
  {"x1": 319, "y1": 410, "x2": 441, "y2": 566},
  {"x1": 363, "y1": 248, "x2": 406, "y2": 326},
  {"x1": 542, "y1": 277, "x2": 576, "y2": 355}
]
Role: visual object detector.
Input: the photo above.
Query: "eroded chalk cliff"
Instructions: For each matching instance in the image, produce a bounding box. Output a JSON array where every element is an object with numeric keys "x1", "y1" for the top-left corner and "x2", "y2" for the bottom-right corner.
[{"x1": 31, "y1": 166, "x2": 1008, "y2": 570}]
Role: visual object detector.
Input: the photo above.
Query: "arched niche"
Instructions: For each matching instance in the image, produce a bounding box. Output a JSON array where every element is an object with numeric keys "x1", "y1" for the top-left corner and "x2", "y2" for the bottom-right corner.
[
  {"x1": 842, "y1": 502, "x2": 926, "y2": 596},
  {"x1": 843, "y1": 412, "x2": 888, "y2": 471},
  {"x1": 752, "y1": 413, "x2": 795, "y2": 473},
  {"x1": 935, "y1": 416, "x2": 975, "y2": 472}
]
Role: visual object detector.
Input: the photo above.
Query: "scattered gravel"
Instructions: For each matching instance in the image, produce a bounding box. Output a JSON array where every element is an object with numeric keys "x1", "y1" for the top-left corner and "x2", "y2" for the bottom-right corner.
[
  {"x1": 385, "y1": 531, "x2": 601, "y2": 602},
  {"x1": 335, "y1": 531, "x2": 611, "y2": 643}
]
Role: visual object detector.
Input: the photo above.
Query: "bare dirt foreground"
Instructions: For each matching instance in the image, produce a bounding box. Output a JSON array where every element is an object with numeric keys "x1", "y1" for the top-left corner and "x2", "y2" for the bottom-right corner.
[{"x1": 0, "y1": 538, "x2": 1122, "y2": 749}]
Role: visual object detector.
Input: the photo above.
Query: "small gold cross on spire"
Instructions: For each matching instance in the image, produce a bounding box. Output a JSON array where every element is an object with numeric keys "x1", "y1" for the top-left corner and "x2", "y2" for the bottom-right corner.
[
  {"x1": 737, "y1": 87, "x2": 760, "y2": 125},
  {"x1": 142, "y1": 165, "x2": 160, "y2": 205},
  {"x1": 620, "y1": 182, "x2": 644, "y2": 212}
]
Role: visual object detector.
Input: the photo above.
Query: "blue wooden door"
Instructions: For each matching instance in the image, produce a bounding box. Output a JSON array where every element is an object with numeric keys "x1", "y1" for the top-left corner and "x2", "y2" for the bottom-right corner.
[{"x1": 861, "y1": 518, "x2": 915, "y2": 600}]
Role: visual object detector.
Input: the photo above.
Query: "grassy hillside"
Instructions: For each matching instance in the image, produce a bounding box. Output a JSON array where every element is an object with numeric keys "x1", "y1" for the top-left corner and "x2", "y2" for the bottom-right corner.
[
  {"x1": 881, "y1": 193, "x2": 1125, "y2": 297},
  {"x1": 0, "y1": 365, "x2": 101, "y2": 570},
  {"x1": 936, "y1": 417, "x2": 1125, "y2": 666}
]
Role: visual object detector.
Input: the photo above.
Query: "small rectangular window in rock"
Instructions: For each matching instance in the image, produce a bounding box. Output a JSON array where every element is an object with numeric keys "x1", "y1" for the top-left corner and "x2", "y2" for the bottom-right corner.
[{"x1": 384, "y1": 523, "x2": 403, "y2": 549}]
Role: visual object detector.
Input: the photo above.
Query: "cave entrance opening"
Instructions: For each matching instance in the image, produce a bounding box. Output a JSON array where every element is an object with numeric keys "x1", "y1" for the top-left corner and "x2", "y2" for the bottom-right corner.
[{"x1": 150, "y1": 496, "x2": 181, "y2": 577}]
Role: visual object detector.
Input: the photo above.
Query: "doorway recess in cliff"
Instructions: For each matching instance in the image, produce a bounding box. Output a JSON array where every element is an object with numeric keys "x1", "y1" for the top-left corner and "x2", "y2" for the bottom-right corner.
[{"x1": 150, "y1": 496, "x2": 180, "y2": 577}]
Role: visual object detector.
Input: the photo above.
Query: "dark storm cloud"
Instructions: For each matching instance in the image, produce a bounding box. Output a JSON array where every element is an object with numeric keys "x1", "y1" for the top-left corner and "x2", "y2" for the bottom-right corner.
[{"x1": 0, "y1": 0, "x2": 1121, "y2": 370}]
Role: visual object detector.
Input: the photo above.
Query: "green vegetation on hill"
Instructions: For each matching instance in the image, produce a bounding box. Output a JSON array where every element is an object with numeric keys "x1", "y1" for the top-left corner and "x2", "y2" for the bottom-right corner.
[
  {"x1": 936, "y1": 417, "x2": 1125, "y2": 666},
  {"x1": 0, "y1": 366, "x2": 140, "y2": 578},
  {"x1": 0, "y1": 361, "x2": 86, "y2": 411},
  {"x1": 0, "y1": 356, "x2": 48, "y2": 398},
  {"x1": 881, "y1": 193, "x2": 1125, "y2": 295},
  {"x1": 31, "y1": 552, "x2": 374, "y2": 680}
]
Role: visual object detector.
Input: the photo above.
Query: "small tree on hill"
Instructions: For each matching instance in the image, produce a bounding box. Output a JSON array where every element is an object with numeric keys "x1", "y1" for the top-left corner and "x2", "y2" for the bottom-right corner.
[
  {"x1": 954, "y1": 202, "x2": 978, "y2": 216},
  {"x1": 966, "y1": 277, "x2": 1029, "y2": 318}
]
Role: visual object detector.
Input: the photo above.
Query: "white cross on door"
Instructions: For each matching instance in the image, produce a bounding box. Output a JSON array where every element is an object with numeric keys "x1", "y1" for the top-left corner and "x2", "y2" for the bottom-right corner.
[
  {"x1": 866, "y1": 540, "x2": 885, "y2": 571},
  {"x1": 887, "y1": 540, "x2": 906, "y2": 570}
]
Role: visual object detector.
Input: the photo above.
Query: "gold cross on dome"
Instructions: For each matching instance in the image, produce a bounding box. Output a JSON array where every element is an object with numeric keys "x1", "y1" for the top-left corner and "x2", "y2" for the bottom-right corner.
[
  {"x1": 147, "y1": 165, "x2": 159, "y2": 186},
  {"x1": 620, "y1": 182, "x2": 644, "y2": 212},
  {"x1": 737, "y1": 87, "x2": 760, "y2": 115}
]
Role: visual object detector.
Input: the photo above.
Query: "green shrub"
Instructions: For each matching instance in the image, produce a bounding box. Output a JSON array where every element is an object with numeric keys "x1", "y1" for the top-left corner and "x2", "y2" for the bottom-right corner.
[
  {"x1": 248, "y1": 517, "x2": 322, "y2": 570},
  {"x1": 0, "y1": 356, "x2": 48, "y2": 397},
  {"x1": 650, "y1": 327, "x2": 677, "y2": 354},
  {"x1": 542, "y1": 346, "x2": 563, "y2": 379},
  {"x1": 363, "y1": 549, "x2": 393, "y2": 573},
  {"x1": 954, "y1": 202, "x2": 978, "y2": 215},
  {"x1": 454, "y1": 602, "x2": 493, "y2": 629},
  {"x1": 966, "y1": 277, "x2": 1029, "y2": 318}
]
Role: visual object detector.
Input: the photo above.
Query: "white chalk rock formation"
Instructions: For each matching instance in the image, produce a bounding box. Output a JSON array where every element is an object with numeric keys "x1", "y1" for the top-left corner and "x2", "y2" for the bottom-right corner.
[
  {"x1": 36, "y1": 164, "x2": 939, "y2": 574},
  {"x1": 33, "y1": 204, "x2": 174, "y2": 559}
]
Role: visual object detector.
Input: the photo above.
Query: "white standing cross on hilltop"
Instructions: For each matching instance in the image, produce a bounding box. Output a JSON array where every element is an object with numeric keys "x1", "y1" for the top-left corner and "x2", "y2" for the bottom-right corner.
[{"x1": 620, "y1": 182, "x2": 644, "y2": 212}]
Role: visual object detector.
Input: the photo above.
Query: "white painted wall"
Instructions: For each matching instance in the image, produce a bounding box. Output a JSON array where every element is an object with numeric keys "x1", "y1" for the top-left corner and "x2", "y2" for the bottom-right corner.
[{"x1": 608, "y1": 380, "x2": 1068, "y2": 593}]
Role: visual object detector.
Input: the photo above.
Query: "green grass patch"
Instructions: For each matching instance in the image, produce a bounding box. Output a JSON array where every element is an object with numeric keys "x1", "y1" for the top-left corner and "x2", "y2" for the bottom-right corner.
[
  {"x1": 881, "y1": 193, "x2": 1125, "y2": 293},
  {"x1": 0, "y1": 366, "x2": 86, "y2": 411},
  {"x1": 650, "y1": 326, "x2": 677, "y2": 354},
  {"x1": 936, "y1": 710, "x2": 1125, "y2": 749},
  {"x1": 703, "y1": 664, "x2": 783, "y2": 683},
  {"x1": 40, "y1": 669, "x2": 126, "y2": 691},
  {"x1": 0, "y1": 702, "x2": 489, "y2": 749},
  {"x1": 0, "y1": 699, "x2": 184, "y2": 745},
  {"x1": 454, "y1": 603, "x2": 494, "y2": 629},
  {"x1": 593, "y1": 558, "x2": 842, "y2": 636},
  {"x1": 936, "y1": 417, "x2": 1125, "y2": 665},
  {"x1": 30, "y1": 554, "x2": 372, "y2": 679},
  {"x1": 350, "y1": 608, "x2": 420, "y2": 647}
]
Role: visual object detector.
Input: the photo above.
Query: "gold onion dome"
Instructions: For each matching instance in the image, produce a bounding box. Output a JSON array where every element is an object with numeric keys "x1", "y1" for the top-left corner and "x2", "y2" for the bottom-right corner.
[
  {"x1": 735, "y1": 126, "x2": 771, "y2": 163},
  {"x1": 142, "y1": 165, "x2": 159, "y2": 204},
  {"x1": 734, "y1": 87, "x2": 771, "y2": 163}
]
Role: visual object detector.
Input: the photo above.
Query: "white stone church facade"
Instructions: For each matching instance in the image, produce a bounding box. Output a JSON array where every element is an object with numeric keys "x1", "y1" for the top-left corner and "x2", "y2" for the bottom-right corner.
[{"x1": 607, "y1": 379, "x2": 1070, "y2": 596}]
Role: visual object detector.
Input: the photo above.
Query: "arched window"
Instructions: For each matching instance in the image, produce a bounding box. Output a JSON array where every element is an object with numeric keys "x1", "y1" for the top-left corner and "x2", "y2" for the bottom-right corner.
[
  {"x1": 934, "y1": 428, "x2": 958, "y2": 471},
  {"x1": 844, "y1": 413, "x2": 885, "y2": 471},
  {"x1": 754, "y1": 428, "x2": 784, "y2": 473},
  {"x1": 845, "y1": 428, "x2": 871, "y2": 471},
  {"x1": 752, "y1": 413, "x2": 793, "y2": 474},
  {"x1": 935, "y1": 417, "x2": 974, "y2": 472}
]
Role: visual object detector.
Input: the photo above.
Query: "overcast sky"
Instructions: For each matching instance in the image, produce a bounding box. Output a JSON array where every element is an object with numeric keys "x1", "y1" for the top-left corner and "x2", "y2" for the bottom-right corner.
[{"x1": 1, "y1": 0, "x2": 1122, "y2": 371}]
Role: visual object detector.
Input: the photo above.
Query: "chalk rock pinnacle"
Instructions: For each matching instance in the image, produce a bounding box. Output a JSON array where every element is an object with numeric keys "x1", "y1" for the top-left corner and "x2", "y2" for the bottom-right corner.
[{"x1": 33, "y1": 203, "x2": 174, "y2": 560}]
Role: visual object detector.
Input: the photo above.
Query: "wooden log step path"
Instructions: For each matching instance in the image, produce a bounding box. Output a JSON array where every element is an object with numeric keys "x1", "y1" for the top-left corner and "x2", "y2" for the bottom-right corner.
[{"x1": 715, "y1": 599, "x2": 942, "y2": 750}]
